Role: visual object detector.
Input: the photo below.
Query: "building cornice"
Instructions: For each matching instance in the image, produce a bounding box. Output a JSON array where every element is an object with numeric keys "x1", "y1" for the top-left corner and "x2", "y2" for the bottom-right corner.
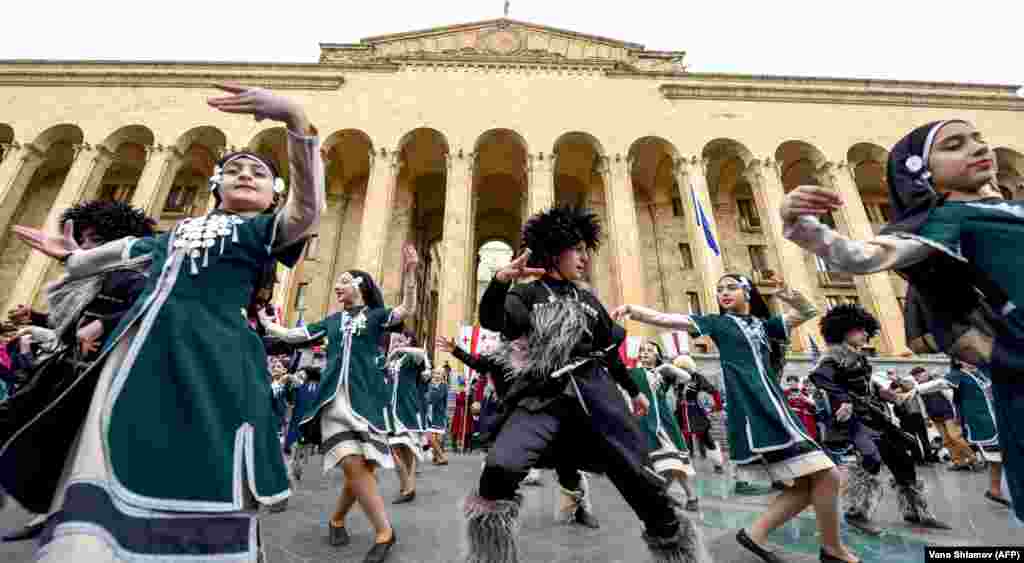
[
  {"x1": 0, "y1": 60, "x2": 357, "y2": 89},
  {"x1": 350, "y1": 18, "x2": 646, "y2": 50},
  {"x1": 661, "y1": 73, "x2": 1024, "y2": 111}
]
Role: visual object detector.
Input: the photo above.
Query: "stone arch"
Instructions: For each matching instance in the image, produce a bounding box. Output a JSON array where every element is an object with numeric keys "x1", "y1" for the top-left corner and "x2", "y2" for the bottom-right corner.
[
  {"x1": 381, "y1": 128, "x2": 450, "y2": 343},
  {"x1": 161, "y1": 126, "x2": 227, "y2": 222},
  {"x1": 0, "y1": 124, "x2": 84, "y2": 295},
  {"x1": 701, "y1": 138, "x2": 776, "y2": 289},
  {"x1": 552, "y1": 131, "x2": 614, "y2": 303},
  {"x1": 995, "y1": 147, "x2": 1024, "y2": 201},
  {"x1": 775, "y1": 140, "x2": 827, "y2": 191},
  {"x1": 247, "y1": 128, "x2": 289, "y2": 182},
  {"x1": 301, "y1": 128, "x2": 375, "y2": 322},
  {"x1": 468, "y1": 128, "x2": 529, "y2": 318},
  {"x1": 628, "y1": 136, "x2": 694, "y2": 314},
  {"x1": 93, "y1": 124, "x2": 157, "y2": 204},
  {"x1": 848, "y1": 142, "x2": 909, "y2": 319}
]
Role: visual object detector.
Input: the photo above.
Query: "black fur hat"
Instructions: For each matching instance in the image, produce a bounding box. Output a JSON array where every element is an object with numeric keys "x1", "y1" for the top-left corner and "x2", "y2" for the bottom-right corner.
[
  {"x1": 819, "y1": 303, "x2": 881, "y2": 345},
  {"x1": 60, "y1": 200, "x2": 156, "y2": 244},
  {"x1": 521, "y1": 205, "x2": 601, "y2": 269}
]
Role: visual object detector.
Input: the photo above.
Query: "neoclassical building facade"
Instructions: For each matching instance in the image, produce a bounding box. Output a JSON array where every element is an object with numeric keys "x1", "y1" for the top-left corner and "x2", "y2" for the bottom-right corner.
[{"x1": 1, "y1": 18, "x2": 1022, "y2": 365}]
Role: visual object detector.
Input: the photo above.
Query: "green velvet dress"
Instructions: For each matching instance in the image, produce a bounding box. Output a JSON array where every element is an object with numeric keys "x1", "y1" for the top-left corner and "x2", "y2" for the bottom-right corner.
[
  {"x1": 689, "y1": 314, "x2": 833, "y2": 482},
  {"x1": 630, "y1": 367, "x2": 692, "y2": 475}
]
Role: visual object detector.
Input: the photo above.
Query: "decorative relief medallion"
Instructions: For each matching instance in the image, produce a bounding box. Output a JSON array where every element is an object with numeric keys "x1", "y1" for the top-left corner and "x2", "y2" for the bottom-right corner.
[{"x1": 483, "y1": 29, "x2": 522, "y2": 55}]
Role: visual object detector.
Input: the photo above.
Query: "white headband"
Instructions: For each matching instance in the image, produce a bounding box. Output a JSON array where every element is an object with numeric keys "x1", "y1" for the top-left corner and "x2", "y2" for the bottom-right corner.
[{"x1": 209, "y1": 154, "x2": 285, "y2": 194}]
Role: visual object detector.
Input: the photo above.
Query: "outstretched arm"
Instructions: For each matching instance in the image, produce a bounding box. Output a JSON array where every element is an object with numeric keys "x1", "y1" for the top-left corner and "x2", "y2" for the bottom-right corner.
[
  {"x1": 781, "y1": 186, "x2": 935, "y2": 274},
  {"x1": 258, "y1": 309, "x2": 323, "y2": 344},
  {"x1": 207, "y1": 84, "x2": 322, "y2": 248},
  {"x1": 611, "y1": 304, "x2": 697, "y2": 332}
]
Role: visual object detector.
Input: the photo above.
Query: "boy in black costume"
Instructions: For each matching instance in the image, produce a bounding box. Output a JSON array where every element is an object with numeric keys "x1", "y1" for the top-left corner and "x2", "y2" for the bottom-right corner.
[
  {"x1": 461, "y1": 205, "x2": 705, "y2": 563},
  {"x1": 809, "y1": 304, "x2": 950, "y2": 536},
  {"x1": 0, "y1": 200, "x2": 155, "y2": 541}
]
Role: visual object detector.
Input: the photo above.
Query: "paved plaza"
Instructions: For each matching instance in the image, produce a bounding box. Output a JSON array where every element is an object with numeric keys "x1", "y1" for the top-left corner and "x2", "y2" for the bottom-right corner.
[{"x1": 2, "y1": 454, "x2": 1020, "y2": 562}]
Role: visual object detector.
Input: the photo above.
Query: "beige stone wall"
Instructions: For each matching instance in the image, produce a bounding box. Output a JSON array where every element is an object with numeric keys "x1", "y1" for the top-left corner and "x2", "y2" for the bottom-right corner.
[{"x1": 0, "y1": 34, "x2": 1021, "y2": 358}]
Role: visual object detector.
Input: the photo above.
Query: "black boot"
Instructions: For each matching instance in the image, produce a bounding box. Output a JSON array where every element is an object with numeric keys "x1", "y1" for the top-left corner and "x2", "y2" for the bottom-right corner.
[{"x1": 464, "y1": 493, "x2": 521, "y2": 563}]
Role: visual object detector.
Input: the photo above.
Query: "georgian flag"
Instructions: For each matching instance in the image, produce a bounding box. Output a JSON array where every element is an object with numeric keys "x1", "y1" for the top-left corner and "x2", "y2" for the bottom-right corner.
[
  {"x1": 619, "y1": 335, "x2": 643, "y2": 369},
  {"x1": 693, "y1": 187, "x2": 721, "y2": 257}
]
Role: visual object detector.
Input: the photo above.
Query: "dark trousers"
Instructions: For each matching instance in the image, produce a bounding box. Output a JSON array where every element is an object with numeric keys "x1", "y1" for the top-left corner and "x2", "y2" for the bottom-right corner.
[
  {"x1": 479, "y1": 370, "x2": 677, "y2": 537},
  {"x1": 849, "y1": 419, "x2": 917, "y2": 486},
  {"x1": 898, "y1": 412, "x2": 932, "y2": 462}
]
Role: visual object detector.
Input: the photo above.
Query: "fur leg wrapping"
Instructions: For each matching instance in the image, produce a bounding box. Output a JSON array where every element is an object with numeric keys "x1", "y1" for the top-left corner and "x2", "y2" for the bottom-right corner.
[
  {"x1": 894, "y1": 479, "x2": 937, "y2": 522},
  {"x1": 706, "y1": 446, "x2": 724, "y2": 467},
  {"x1": 464, "y1": 494, "x2": 522, "y2": 563},
  {"x1": 557, "y1": 486, "x2": 583, "y2": 523},
  {"x1": 642, "y1": 511, "x2": 711, "y2": 563},
  {"x1": 845, "y1": 465, "x2": 883, "y2": 520}
]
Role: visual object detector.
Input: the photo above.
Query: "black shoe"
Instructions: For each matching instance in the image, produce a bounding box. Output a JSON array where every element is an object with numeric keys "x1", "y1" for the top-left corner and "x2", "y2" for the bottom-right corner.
[
  {"x1": 985, "y1": 491, "x2": 1012, "y2": 507},
  {"x1": 392, "y1": 490, "x2": 416, "y2": 504},
  {"x1": 685, "y1": 498, "x2": 700, "y2": 512},
  {"x1": 2, "y1": 520, "x2": 46, "y2": 542},
  {"x1": 574, "y1": 506, "x2": 600, "y2": 529},
  {"x1": 328, "y1": 522, "x2": 351, "y2": 547},
  {"x1": 713, "y1": 465, "x2": 724, "y2": 474},
  {"x1": 904, "y1": 515, "x2": 952, "y2": 530},
  {"x1": 364, "y1": 530, "x2": 397, "y2": 563},
  {"x1": 845, "y1": 513, "x2": 882, "y2": 536},
  {"x1": 821, "y1": 547, "x2": 860, "y2": 563},
  {"x1": 736, "y1": 529, "x2": 783, "y2": 563}
]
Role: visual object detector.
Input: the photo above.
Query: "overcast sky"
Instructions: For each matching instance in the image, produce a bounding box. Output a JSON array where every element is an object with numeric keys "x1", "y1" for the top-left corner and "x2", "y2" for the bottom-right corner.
[{"x1": 2, "y1": 1, "x2": 1021, "y2": 87}]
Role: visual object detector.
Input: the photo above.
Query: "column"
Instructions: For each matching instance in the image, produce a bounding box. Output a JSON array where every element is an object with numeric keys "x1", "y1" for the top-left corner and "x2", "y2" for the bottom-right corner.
[
  {"x1": 434, "y1": 149, "x2": 475, "y2": 367},
  {"x1": 826, "y1": 161, "x2": 909, "y2": 355},
  {"x1": 603, "y1": 154, "x2": 646, "y2": 323},
  {"x1": 354, "y1": 148, "x2": 400, "y2": 283},
  {"x1": 4, "y1": 144, "x2": 112, "y2": 311},
  {"x1": 130, "y1": 144, "x2": 183, "y2": 217},
  {"x1": 674, "y1": 155, "x2": 724, "y2": 314},
  {"x1": 747, "y1": 158, "x2": 822, "y2": 350},
  {"x1": 527, "y1": 151, "x2": 555, "y2": 215},
  {"x1": 0, "y1": 142, "x2": 45, "y2": 239}
]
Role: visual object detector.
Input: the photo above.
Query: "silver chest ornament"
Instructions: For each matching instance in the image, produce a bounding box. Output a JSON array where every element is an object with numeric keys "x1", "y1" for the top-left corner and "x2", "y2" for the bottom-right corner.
[{"x1": 173, "y1": 213, "x2": 247, "y2": 275}]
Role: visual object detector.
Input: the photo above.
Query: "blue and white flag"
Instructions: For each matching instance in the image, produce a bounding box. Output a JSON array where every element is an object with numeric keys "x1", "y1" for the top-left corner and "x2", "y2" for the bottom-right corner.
[{"x1": 692, "y1": 187, "x2": 720, "y2": 257}]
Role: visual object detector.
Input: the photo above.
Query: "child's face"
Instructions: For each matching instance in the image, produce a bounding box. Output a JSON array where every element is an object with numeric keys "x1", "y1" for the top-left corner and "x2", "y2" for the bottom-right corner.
[
  {"x1": 928, "y1": 122, "x2": 997, "y2": 195},
  {"x1": 219, "y1": 157, "x2": 275, "y2": 213},
  {"x1": 716, "y1": 277, "x2": 749, "y2": 313}
]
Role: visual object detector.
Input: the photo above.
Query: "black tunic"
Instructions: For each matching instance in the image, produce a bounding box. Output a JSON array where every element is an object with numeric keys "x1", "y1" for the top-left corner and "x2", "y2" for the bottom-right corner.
[{"x1": 479, "y1": 275, "x2": 639, "y2": 411}]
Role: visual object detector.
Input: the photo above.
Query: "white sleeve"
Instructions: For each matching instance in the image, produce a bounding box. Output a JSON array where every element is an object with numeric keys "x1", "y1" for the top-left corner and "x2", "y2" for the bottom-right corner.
[{"x1": 783, "y1": 216, "x2": 936, "y2": 274}]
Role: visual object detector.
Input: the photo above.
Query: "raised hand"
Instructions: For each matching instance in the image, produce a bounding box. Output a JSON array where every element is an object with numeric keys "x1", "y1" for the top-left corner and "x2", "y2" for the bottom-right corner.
[
  {"x1": 780, "y1": 185, "x2": 842, "y2": 222},
  {"x1": 12, "y1": 220, "x2": 80, "y2": 260},
  {"x1": 8, "y1": 304, "x2": 31, "y2": 324},
  {"x1": 494, "y1": 249, "x2": 546, "y2": 283},
  {"x1": 76, "y1": 319, "x2": 103, "y2": 356},
  {"x1": 402, "y1": 243, "x2": 420, "y2": 273},
  {"x1": 435, "y1": 336, "x2": 456, "y2": 354},
  {"x1": 207, "y1": 83, "x2": 310, "y2": 132},
  {"x1": 631, "y1": 394, "x2": 650, "y2": 418},
  {"x1": 611, "y1": 304, "x2": 633, "y2": 322}
]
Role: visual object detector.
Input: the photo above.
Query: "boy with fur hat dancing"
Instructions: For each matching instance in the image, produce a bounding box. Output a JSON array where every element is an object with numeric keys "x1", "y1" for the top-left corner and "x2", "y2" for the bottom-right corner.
[
  {"x1": 809, "y1": 304, "x2": 951, "y2": 536},
  {"x1": 463, "y1": 205, "x2": 706, "y2": 563}
]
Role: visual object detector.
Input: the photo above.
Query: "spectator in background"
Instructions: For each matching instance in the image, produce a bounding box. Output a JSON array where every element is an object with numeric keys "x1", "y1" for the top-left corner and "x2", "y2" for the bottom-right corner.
[
  {"x1": 917, "y1": 368, "x2": 980, "y2": 471},
  {"x1": 894, "y1": 369, "x2": 938, "y2": 464}
]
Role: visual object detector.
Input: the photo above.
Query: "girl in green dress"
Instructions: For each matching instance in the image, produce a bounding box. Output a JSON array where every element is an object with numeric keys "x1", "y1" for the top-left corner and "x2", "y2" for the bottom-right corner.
[
  {"x1": 781, "y1": 120, "x2": 1024, "y2": 522},
  {"x1": 615, "y1": 275, "x2": 860, "y2": 563},
  {"x1": 384, "y1": 330, "x2": 431, "y2": 504},
  {"x1": 945, "y1": 360, "x2": 1010, "y2": 507},
  {"x1": 260, "y1": 247, "x2": 418, "y2": 563},
  {"x1": 632, "y1": 340, "x2": 700, "y2": 511},
  {"x1": 12, "y1": 84, "x2": 323, "y2": 563}
]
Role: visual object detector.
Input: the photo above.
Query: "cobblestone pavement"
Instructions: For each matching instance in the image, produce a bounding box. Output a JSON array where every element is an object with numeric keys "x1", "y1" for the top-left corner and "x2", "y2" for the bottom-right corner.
[{"x1": 2, "y1": 454, "x2": 1021, "y2": 562}]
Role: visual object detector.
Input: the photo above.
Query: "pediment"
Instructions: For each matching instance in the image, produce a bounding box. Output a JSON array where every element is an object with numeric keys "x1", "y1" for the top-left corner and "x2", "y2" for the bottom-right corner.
[{"x1": 319, "y1": 18, "x2": 685, "y2": 72}]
